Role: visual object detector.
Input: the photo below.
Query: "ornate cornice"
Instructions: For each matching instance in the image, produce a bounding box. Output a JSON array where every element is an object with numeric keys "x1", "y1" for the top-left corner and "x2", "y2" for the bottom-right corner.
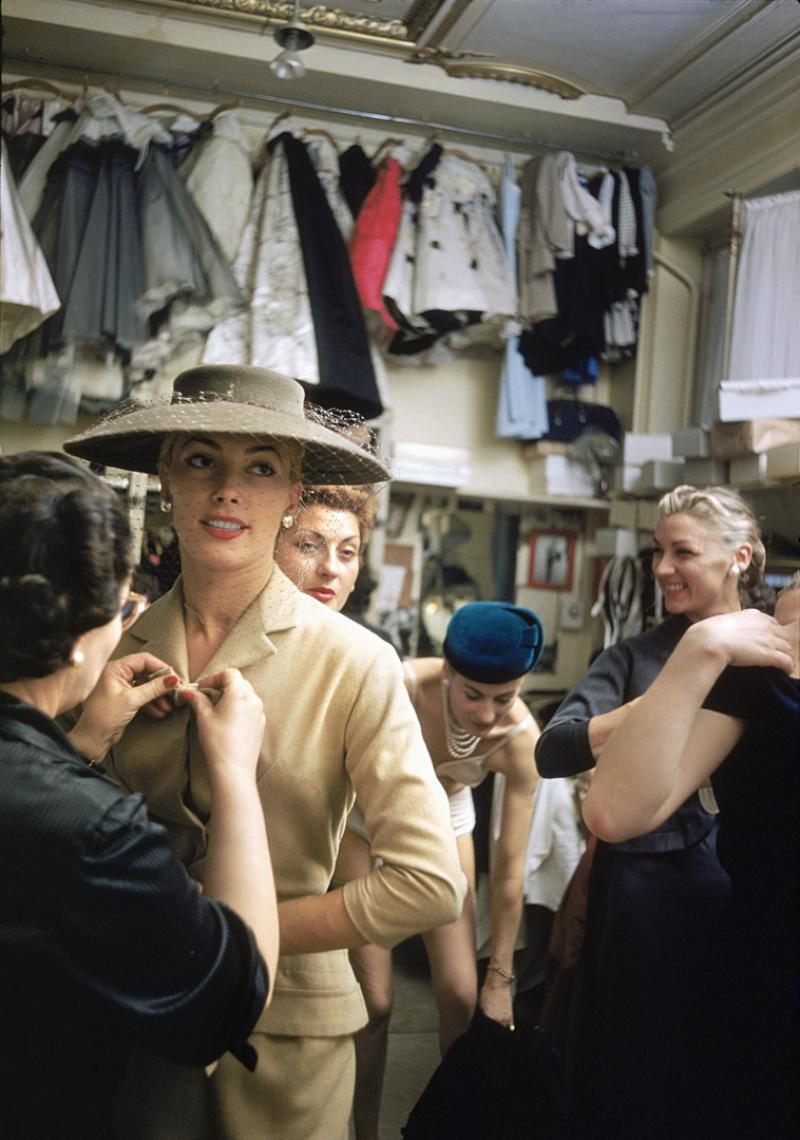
[
  {"x1": 408, "y1": 48, "x2": 585, "y2": 99},
  {"x1": 154, "y1": 0, "x2": 443, "y2": 43}
]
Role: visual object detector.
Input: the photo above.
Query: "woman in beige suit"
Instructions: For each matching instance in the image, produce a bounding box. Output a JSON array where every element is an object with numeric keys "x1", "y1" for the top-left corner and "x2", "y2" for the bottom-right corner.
[{"x1": 64, "y1": 365, "x2": 465, "y2": 1140}]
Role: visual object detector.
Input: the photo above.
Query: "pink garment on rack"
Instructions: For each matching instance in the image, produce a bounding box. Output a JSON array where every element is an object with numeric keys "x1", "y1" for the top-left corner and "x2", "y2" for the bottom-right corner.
[{"x1": 349, "y1": 156, "x2": 403, "y2": 334}]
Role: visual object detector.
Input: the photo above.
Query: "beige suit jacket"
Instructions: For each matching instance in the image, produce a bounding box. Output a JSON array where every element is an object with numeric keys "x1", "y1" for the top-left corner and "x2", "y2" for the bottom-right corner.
[{"x1": 109, "y1": 567, "x2": 465, "y2": 1037}]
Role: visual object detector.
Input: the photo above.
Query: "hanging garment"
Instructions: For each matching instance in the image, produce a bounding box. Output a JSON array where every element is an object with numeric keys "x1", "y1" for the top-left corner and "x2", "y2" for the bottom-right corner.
[
  {"x1": 384, "y1": 147, "x2": 515, "y2": 358},
  {"x1": 0, "y1": 137, "x2": 142, "y2": 424},
  {"x1": 495, "y1": 154, "x2": 549, "y2": 439},
  {"x1": 17, "y1": 103, "x2": 82, "y2": 222},
  {"x1": 728, "y1": 190, "x2": 800, "y2": 384},
  {"x1": 1, "y1": 95, "x2": 64, "y2": 181},
  {"x1": 281, "y1": 131, "x2": 383, "y2": 418},
  {"x1": 519, "y1": 232, "x2": 608, "y2": 375},
  {"x1": 181, "y1": 110, "x2": 253, "y2": 262},
  {"x1": 128, "y1": 142, "x2": 243, "y2": 379},
  {"x1": 350, "y1": 154, "x2": 404, "y2": 338},
  {"x1": 202, "y1": 131, "x2": 319, "y2": 383},
  {"x1": 338, "y1": 143, "x2": 376, "y2": 220},
  {"x1": 0, "y1": 138, "x2": 60, "y2": 353},
  {"x1": 305, "y1": 134, "x2": 355, "y2": 243},
  {"x1": 637, "y1": 164, "x2": 657, "y2": 277},
  {"x1": 409, "y1": 152, "x2": 515, "y2": 317},
  {"x1": 518, "y1": 151, "x2": 615, "y2": 326}
]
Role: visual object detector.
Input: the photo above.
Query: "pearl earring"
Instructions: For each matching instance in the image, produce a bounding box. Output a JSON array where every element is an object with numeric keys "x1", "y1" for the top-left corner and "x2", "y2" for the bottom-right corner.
[
  {"x1": 70, "y1": 649, "x2": 85, "y2": 668},
  {"x1": 160, "y1": 498, "x2": 173, "y2": 514},
  {"x1": 281, "y1": 514, "x2": 295, "y2": 529},
  {"x1": 729, "y1": 564, "x2": 740, "y2": 577}
]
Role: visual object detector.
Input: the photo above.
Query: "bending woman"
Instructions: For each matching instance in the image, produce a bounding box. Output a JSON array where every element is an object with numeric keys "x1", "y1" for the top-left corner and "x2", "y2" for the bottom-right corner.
[
  {"x1": 64, "y1": 365, "x2": 465, "y2": 1140},
  {"x1": 276, "y1": 483, "x2": 394, "y2": 1140},
  {"x1": 583, "y1": 590, "x2": 799, "y2": 1138},
  {"x1": 407, "y1": 602, "x2": 543, "y2": 1052},
  {"x1": 0, "y1": 452, "x2": 276, "y2": 1139},
  {"x1": 535, "y1": 485, "x2": 763, "y2": 1138}
]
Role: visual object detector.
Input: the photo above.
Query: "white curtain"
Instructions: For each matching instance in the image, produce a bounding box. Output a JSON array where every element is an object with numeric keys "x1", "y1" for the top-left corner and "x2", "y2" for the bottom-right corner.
[{"x1": 728, "y1": 190, "x2": 800, "y2": 383}]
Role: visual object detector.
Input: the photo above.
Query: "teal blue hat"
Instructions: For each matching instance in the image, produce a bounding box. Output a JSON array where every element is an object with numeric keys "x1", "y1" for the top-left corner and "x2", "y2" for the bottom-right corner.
[{"x1": 443, "y1": 602, "x2": 544, "y2": 684}]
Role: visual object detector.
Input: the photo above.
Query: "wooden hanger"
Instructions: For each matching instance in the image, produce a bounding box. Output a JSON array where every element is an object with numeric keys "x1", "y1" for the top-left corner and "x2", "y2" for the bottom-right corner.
[
  {"x1": 1, "y1": 77, "x2": 74, "y2": 102},
  {"x1": 100, "y1": 80, "x2": 125, "y2": 104},
  {"x1": 442, "y1": 146, "x2": 489, "y2": 173},
  {"x1": 371, "y1": 136, "x2": 405, "y2": 164},
  {"x1": 302, "y1": 126, "x2": 339, "y2": 149},
  {"x1": 140, "y1": 101, "x2": 203, "y2": 119}
]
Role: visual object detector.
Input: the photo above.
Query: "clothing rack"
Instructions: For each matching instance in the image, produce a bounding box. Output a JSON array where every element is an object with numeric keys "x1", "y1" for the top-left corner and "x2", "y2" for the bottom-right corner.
[{"x1": 3, "y1": 51, "x2": 636, "y2": 164}]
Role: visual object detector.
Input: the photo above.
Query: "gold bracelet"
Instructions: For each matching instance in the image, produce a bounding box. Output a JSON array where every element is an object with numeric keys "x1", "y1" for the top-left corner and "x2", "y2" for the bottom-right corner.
[{"x1": 487, "y1": 961, "x2": 515, "y2": 983}]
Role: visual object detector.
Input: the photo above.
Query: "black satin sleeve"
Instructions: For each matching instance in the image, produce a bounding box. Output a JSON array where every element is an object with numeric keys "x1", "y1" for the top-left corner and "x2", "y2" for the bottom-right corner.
[{"x1": 61, "y1": 791, "x2": 268, "y2": 1068}]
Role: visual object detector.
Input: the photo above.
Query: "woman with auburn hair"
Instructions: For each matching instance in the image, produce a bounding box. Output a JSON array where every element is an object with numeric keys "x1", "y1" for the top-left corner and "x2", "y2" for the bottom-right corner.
[{"x1": 276, "y1": 483, "x2": 394, "y2": 1140}]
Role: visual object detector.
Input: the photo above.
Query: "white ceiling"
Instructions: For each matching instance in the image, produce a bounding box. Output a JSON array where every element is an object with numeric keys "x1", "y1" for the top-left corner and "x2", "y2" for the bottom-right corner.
[{"x1": 3, "y1": 0, "x2": 798, "y2": 173}]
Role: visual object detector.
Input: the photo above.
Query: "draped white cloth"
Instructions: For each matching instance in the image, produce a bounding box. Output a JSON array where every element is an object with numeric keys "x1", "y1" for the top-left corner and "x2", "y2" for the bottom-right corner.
[
  {"x1": 728, "y1": 190, "x2": 800, "y2": 384},
  {"x1": 0, "y1": 139, "x2": 60, "y2": 353}
]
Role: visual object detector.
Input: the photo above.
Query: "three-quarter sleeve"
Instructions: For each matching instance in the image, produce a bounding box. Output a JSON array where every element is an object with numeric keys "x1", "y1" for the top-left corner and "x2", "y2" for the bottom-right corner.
[
  {"x1": 340, "y1": 643, "x2": 466, "y2": 948},
  {"x1": 536, "y1": 644, "x2": 630, "y2": 777},
  {"x1": 63, "y1": 792, "x2": 268, "y2": 1068}
]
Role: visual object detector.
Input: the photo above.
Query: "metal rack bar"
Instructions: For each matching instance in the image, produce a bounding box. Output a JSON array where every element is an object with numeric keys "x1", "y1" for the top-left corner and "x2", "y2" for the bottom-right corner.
[{"x1": 4, "y1": 50, "x2": 634, "y2": 162}]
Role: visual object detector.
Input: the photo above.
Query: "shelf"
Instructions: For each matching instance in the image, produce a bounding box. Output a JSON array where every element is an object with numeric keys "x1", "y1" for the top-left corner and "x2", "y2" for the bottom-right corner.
[{"x1": 393, "y1": 481, "x2": 611, "y2": 512}]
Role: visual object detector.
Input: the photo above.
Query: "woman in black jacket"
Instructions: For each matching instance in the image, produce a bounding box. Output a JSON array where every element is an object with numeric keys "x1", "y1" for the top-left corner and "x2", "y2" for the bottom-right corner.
[
  {"x1": 0, "y1": 451, "x2": 277, "y2": 1139},
  {"x1": 535, "y1": 485, "x2": 764, "y2": 1139}
]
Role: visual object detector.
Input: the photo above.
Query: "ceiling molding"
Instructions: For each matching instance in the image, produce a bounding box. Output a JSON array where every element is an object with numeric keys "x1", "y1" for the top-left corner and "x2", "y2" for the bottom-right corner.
[
  {"x1": 620, "y1": 0, "x2": 783, "y2": 114},
  {"x1": 407, "y1": 48, "x2": 585, "y2": 100},
  {"x1": 129, "y1": 0, "x2": 450, "y2": 47}
]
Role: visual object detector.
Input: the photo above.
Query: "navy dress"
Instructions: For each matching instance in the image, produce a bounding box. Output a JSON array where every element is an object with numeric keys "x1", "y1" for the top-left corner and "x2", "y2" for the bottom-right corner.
[
  {"x1": 702, "y1": 667, "x2": 800, "y2": 1138},
  {"x1": 0, "y1": 693, "x2": 268, "y2": 1139},
  {"x1": 536, "y1": 616, "x2": 731, "y2": 1139}
]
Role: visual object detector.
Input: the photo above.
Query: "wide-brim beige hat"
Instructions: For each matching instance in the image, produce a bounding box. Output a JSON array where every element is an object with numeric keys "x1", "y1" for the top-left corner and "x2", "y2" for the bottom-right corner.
[{"x1": 63, "y1": 365, "x2": 390, "y2": 485}]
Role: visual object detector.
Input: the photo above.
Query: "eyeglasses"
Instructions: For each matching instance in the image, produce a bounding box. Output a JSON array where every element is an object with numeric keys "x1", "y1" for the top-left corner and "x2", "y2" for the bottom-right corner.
[{"x1": 120, "y1": 591, "x2": 148, "y2": 630}]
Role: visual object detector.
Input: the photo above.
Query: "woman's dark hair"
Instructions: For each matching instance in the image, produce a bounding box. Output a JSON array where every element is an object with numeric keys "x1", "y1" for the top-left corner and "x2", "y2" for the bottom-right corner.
[{"x1": 0, "y1": 452, "x2": 133, "y2": 682}]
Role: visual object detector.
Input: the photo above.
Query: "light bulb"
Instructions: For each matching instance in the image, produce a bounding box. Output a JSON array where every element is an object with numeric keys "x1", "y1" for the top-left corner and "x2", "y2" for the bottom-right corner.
[{"x1": 270, "y1": 50, "x2": 306, "y2": 80}]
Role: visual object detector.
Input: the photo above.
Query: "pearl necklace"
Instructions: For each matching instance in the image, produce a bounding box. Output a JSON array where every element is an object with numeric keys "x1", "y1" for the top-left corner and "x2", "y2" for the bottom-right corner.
[{"x1": 441, "y1": 679, "x2": 481, "y2": 759}]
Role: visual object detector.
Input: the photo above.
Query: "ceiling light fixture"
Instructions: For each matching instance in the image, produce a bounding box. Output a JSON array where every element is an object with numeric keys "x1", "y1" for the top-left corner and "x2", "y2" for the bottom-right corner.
[{"x1": 270, "y1": 1, "x2": 314, "y2": 81}]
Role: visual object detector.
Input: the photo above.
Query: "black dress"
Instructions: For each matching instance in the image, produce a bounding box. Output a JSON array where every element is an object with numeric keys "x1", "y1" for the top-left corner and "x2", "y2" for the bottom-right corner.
[
  {"x1": 536, "y1": 616, "x2": 731, "y2": 1139},
  {"x1": 702, "y1": 667, "x2": 800, "y2": 1138},
  {"x1": 0, "y1": 693, "x2": 268, "y2": 1140}
]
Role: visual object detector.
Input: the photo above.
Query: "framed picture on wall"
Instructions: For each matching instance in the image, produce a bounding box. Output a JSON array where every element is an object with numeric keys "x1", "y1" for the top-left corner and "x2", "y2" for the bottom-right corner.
[{"x1": 528, "y1": 530, "x2": 576, "y2": 591}]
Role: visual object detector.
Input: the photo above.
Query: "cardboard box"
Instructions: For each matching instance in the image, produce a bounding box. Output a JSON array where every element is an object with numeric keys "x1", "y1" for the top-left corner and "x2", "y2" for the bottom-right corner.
[
  {"x1": 393, "y1": 441, "x2": 471, "y2": 487},
  {"x1": 623, "y1": 433, "x2": 672, "y2": 465},
  {"x1": 521, "y1": 440, "x2": 571, "y2": 458},
  {"x1": 596, "y1": 527, "x2": 639, "y2": 558},
  {"x1": 683, "y1": 458, "x2": 729, "y2": 486},
  {"x1": 639, "y1": 459, "x2": 685, "y2": 492},
  {"x1": 711, "y1": 418, "x2": 800, "y2": 460},
  {"x1": 718, "y1": 379, "x2": 800, "y2": 422},
  {"x1": 730, "y1": 453, "x2": 769, "y2": 485},
  {"x1": 527, "y1": 456, "x2": 595, "y2": 498},
  {"x1": 671, "y1": 427, "x2": 711, "y2": 458},
  {"x1": 637, "y1": 499, "x2": 660, "y2": 532},
  {"x1": 609, "y1": 498, "x2": 638, "y2": 529},
  {"x1": 765, "y1": 442, "x2": 800, "y2": 480},
  {"x1": 613, "y1": 464, "x2": 644, "y2": 493}
]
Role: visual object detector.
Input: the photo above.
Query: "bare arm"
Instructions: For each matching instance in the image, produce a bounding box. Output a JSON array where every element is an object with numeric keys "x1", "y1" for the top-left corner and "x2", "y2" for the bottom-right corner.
[
  {"x1": 277, "y1": 890, "x2": 368, "y2": 956},
  {"x1": 583, "y1": 610, "x2": 794, "y2": 843},
  {"x1": 480, "y1": 725, "x2": 539, "y2": 1027},
  {"x1": 188, "y1": 670, "x2": 279, "y2": 997}
]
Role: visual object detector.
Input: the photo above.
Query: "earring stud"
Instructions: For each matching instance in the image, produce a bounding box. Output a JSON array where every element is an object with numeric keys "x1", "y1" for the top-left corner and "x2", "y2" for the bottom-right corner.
[
  {"x1": 281, "y1": 513, "x2": 295, "y2": 529},
  {"x1": 69, "y1": 649, "x2": 85, "y2": 668}
]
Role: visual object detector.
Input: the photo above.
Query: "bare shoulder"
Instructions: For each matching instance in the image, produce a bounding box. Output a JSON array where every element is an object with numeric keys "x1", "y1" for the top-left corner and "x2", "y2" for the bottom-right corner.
[{"x1": 491, "y1": 701, "x2": 540, "y2": 785}]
